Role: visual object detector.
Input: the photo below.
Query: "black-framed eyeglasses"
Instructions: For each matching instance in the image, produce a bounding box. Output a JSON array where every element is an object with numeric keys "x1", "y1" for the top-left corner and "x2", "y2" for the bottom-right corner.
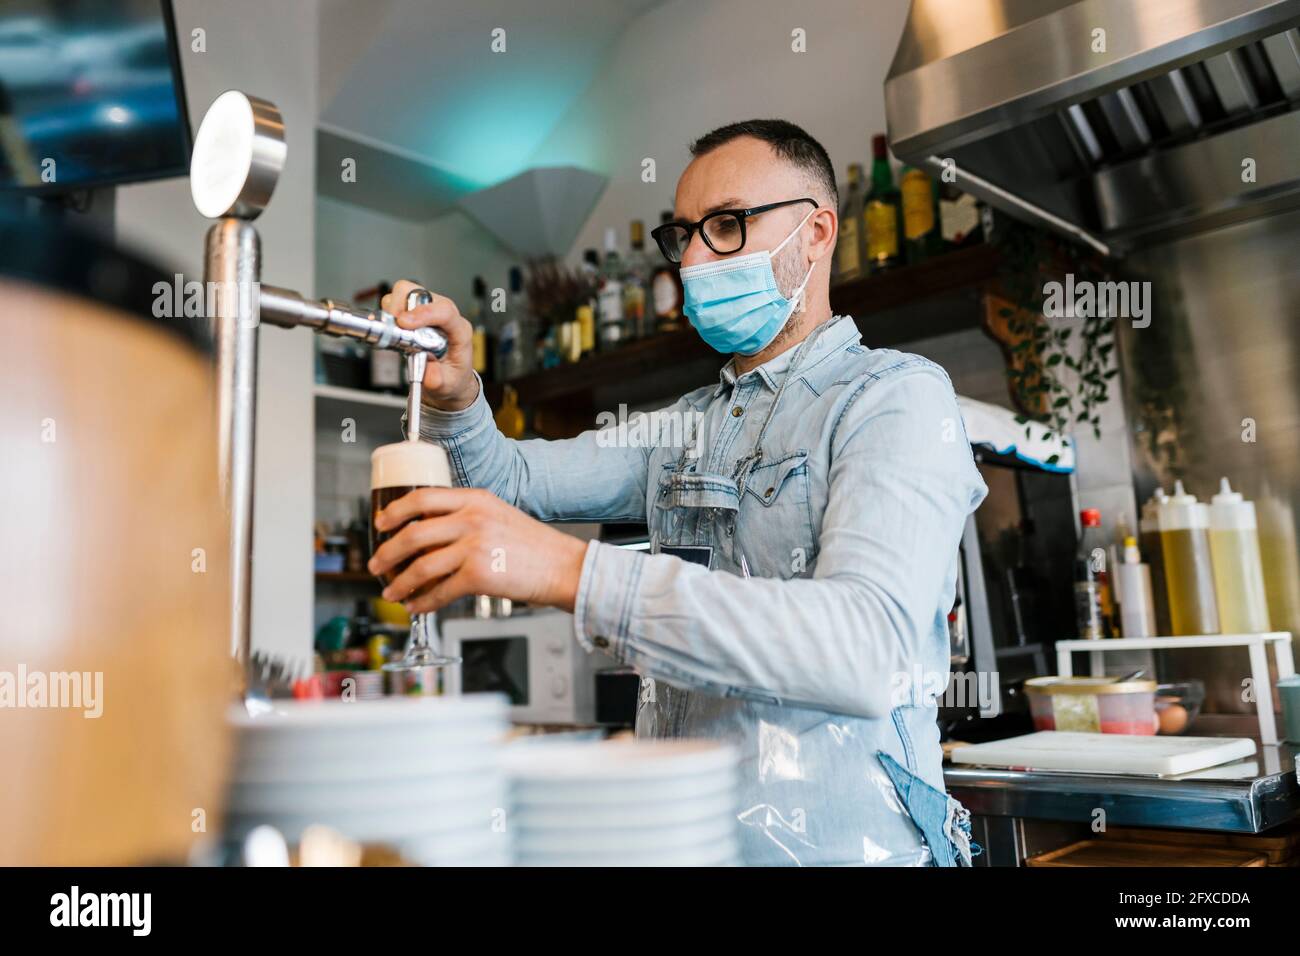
[{"x1": 650, "y1": 198, "x2": 818, "y2": 264}]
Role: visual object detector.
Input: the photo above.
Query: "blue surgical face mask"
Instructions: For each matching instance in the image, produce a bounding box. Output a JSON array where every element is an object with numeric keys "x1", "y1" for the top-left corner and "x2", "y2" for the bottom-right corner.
[{"x1": 680, "y1": 208, "x2": 816, "y2": 356}]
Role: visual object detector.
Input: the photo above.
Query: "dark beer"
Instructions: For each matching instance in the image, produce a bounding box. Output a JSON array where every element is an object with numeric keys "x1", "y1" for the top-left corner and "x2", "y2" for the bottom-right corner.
[{"x1": 369, "y1": 441, "x2": 451, "y2": 588}]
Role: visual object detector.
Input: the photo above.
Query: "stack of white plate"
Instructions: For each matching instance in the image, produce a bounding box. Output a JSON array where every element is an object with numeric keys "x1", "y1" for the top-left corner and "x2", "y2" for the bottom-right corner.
[
  {"x1": 505, "y1": 740, "x2": 740, "y2": 866},
  {"x1": 227, "y1": 695, "x2": 511, "y2": 866}
]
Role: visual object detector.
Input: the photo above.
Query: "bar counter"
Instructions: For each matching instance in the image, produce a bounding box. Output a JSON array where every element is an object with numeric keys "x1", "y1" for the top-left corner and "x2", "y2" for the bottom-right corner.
[{"x1": 944, "y1": 741, "x2": 1300, "y2": 866}]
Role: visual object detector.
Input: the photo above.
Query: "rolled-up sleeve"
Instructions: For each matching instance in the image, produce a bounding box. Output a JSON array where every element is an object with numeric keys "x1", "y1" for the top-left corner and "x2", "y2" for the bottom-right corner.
[{"x1": 573, "y1": 363, "x2": 988, "y2": 719}]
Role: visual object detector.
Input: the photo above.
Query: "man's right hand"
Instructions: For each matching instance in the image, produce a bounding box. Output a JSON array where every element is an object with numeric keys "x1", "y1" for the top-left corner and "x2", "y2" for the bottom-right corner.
[{"x1": 381, "y1": 279, "x2": 479, "y2": 411}]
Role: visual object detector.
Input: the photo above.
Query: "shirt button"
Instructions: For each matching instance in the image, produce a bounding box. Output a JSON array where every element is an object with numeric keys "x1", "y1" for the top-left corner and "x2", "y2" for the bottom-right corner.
[
  {"x1": 731, "y1": 406, "x2": 744, "y2": 418},
  {"x1": 592, "y1": 636, "x2": 610, "y2": 649},
  {"x1": 764, "y1": 487, "x2": 775, "y2": 498}
]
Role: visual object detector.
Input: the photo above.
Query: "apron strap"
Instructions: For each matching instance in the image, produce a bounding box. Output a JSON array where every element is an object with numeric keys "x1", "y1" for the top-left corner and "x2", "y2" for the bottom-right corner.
[{"x1": 734, "y1": 318, "x2": 835, "y2": 501}]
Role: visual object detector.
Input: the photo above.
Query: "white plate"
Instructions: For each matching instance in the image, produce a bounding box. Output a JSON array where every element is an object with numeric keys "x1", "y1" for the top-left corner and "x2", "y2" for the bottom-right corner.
[
  {"x1": 234, "y1": 727, "x2": 506, "y2": 768},
  {"x1": 511, "y1": 770, "x2": 737, "y2": 807},
  {"x1": 224, "y1": 797, "x2": 506, "y2": 843},
  {"x1": 228, "y1": 772, "x2": 505, "y2": 815},
  {"x1": 400, "y1": 829, "x2": 512, "y2": 867},
  {"x1": 504, "y1": 739, "x2": 737, "y2": 781},
  {"x1": 514, "y1": 816, "x2": 736, "y2": 854},
  {"x1": 516, "y1": 838, "x2": 738, "y2": 868},
  {"x1": 511, "y1": 789, "x2": 737, "y2": 830},
  {"x1": 232, "y1": 744, "x2": 503, "y2": 785},
  {"x1": 229, "y1": 694, "x2": 508, "y2": 732}
]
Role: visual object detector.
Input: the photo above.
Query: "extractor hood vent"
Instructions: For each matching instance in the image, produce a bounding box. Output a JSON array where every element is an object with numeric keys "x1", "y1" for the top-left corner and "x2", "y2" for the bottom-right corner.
[{"x1": 885, "y1": 1, "x2": 1300, "y2": 255}]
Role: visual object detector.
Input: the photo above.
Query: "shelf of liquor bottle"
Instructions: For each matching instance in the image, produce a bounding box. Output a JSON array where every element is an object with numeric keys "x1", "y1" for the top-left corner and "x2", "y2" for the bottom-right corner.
[
  {"x1": 480, "y1": 243, "x2": 1003, "y2": 430},
  {"x1": 828, "y1": 241, "x2": 1002, "y2": 321},
  {"x1": 484, "y1": 326, "x2": 716, "y2": 409}
]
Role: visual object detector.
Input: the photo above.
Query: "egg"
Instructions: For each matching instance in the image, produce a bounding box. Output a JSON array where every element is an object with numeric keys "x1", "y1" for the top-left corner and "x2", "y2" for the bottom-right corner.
[{"x1": 1158, "y1": 703, "x2": 1189, "y2": 735}]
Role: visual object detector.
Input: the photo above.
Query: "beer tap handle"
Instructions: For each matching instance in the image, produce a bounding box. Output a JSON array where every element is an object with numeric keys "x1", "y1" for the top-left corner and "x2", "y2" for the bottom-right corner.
[{"x1": 404, "y1": 288, "x2": 433, "y2": 441}]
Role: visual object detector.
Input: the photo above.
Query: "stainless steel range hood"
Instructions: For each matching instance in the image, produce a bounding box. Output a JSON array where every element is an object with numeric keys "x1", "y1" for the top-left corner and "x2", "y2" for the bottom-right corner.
[{"x1": 885, "y1": 0, "x2": 1300, "y2": 255}]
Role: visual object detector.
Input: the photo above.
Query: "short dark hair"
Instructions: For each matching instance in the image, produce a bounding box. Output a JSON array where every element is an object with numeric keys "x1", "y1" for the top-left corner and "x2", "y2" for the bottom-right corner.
[{"x1": 689, "y1": 119, "x2": 837, "y2": 207}]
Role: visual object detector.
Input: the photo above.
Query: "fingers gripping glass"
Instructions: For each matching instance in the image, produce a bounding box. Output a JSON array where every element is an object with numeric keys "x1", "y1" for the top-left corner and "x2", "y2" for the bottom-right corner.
[{"x1": 651, "y1": 198, "x2": 818, "y2": 263}]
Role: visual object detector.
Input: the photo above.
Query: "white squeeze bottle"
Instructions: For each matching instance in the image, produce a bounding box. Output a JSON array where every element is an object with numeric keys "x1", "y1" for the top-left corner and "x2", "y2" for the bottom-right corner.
[
  {"x1": 1116, "y1": 536, "x2": 1156, "y2": 637},
  {"x1": 1208, "y1": 477, "x2": 1271, "y2": 634}
]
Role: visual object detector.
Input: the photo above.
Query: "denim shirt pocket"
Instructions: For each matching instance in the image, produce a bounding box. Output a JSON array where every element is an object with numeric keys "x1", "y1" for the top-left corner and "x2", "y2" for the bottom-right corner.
[
  {"x1": 653, "y1": 463, "x2": 740, "y2": 543},
  {"x1": 876, "y1": 750, "x2": 975, "y2": 867},
  {"x1": 739, "y1": 449, "x2": 816, "y2": 575}
]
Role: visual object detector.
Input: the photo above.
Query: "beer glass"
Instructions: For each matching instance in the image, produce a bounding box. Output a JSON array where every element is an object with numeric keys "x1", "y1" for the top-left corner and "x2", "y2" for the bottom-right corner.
[{"x1": 370, "y1": 440, "x2": 461, "y2": 670}]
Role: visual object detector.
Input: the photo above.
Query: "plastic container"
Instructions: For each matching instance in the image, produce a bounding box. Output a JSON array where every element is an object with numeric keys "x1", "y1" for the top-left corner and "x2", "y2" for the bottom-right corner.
[
  {"x1": 1024, "y1": 677, "x2": 1158, "y2": 735},
  {"x1": 1277, "y1": 676, "x2": 1300, "y2": 744},
  {"x1": 1258, "y1": 488, "x2": 1300, "y2": 637},
  {"x1": 1208, "y1": 478, "x2": 1271, "y2": 634},
  {"x1": 1158, "y1": 481, "x2": 1220, "y2": 635},
  {"x1": 1116, "y1": 537, "x2": 1156, "y2": 638},
  {"x1": 1139, "y1": 489, "x2": 1172, "y2": 635}
]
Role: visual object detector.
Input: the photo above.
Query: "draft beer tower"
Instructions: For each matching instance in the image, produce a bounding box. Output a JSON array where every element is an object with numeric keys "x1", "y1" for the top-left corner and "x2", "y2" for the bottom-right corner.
[{"x1": 189, "y1": 91, "x2": 444, "y2": 678}]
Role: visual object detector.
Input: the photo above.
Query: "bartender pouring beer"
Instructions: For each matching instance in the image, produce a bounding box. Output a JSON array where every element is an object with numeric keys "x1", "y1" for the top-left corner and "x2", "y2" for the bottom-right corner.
[{"x1": 369, "y1": 120, "x2": 987, "y2": 866}]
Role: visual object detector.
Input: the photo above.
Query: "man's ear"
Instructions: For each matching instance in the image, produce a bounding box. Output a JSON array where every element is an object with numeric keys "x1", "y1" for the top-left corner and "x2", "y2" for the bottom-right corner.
[{"x1": 808, "y1": 206, "x2": 838, "y2": 262}]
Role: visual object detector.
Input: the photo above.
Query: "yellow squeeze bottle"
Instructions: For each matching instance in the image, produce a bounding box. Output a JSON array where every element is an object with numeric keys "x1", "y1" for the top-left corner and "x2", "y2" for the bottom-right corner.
[
  {"x1": 1208, "y1": 477, "x2": 1271, "y2": 634},
  {"x1": 1159, "y1": 480, "x2": 1220, "y2": 636}
]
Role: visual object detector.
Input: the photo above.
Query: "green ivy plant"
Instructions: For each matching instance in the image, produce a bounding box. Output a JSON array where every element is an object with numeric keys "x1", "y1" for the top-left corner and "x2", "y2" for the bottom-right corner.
[{"x1": 995, "y1": 223, "x2": 1119, "y2": 451}]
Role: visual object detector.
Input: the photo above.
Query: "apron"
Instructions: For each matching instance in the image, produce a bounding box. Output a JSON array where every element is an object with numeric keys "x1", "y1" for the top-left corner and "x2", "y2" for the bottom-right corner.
[{"x1": 638, "y1": 322, "x2": 974, "y2": 866}]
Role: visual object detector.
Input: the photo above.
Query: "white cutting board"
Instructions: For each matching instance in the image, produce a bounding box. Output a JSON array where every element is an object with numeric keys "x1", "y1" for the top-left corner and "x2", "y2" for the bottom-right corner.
[{"x1": 949, "y1": 731, "x2": 1256, "y2": 776}]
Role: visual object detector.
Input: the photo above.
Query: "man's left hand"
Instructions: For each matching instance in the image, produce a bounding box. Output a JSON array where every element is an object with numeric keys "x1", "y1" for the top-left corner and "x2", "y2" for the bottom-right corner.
[{"x1": 367, "y1": 487, "x2": 587, "y2": 615}]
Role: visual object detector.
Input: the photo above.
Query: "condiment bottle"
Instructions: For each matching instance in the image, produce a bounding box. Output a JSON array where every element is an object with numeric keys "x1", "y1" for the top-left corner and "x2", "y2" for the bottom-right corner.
[
  {"x1": 1158, "y1": 480, "x2": 1220, "y2": 635},
  {"x1": 1116, "y1": 536, "x2": 1156, "y2": 638},
  {"x1": 1139, "y1": 489, "x2": 1172, "y2": 636},
  {"x1": 1258, "y1": 485, "x2": 1300, "y2": 638},
  {"x1": 1074, "y1": 508, "x2": 1114, "y2": 639},
  {"x1": 1208, "y1": 477, "x2": 1270, "y2": 634}
]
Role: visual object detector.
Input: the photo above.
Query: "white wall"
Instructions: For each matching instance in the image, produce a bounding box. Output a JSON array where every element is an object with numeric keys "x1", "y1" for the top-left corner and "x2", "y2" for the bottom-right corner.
[
  {"x1": 315, "y1": 199, "x2": 517, "y2": 318},
  {"x1": 530, "y1": 0, "x2": 912, "y2": 257},
  {"x1": 318, "y1": 0, "x2": 913, "y2": 306},
  {"x1": 116, "y1": 0, "x2": 320, "y2": 665},
  {"x1": 315, "y1": 197, "x2": 428, "y2": 303}
]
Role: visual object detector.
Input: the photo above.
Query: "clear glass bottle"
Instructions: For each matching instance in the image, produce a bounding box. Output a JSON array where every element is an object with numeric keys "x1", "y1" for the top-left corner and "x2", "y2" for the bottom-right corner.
[
  {"x1": 900, "y1": 164, "x2": 941, "y2": 264},
  {"x1": 1158, "y1": 480, "x2": 1220, "y2": 636},
  {"x1": 1208, "y1": 477, "x2": 1271, "y2": 634},
  {"x1": 1075, "y1": 508, "x2": 1114, "y2": 639},
  {"x1": 469, "y1": 275, "x2": 490, "y2": 380},
  {"x1": 835, "y1": 163, "x2": 865, "y2": 282},
  {"x1": 598, "y1": 227, "x2": 625, "y2": 348},
  {"x1": 863, "y1": 134, "x2": 902, "y2": 273},
  {"x1": 622, "y1": 220, "x2": 649, "y2": 339},
  {"x1": 651, "y1": 210, "x2": 684, "y2": 332},
  {"x1": 497, "y1": 267, "x2": 528, "y2": 381}
]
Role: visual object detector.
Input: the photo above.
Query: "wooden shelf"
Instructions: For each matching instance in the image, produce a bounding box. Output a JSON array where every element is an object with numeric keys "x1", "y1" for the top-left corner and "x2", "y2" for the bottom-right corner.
[
  {"x1": 482, "y1": 243, "x2": 1003, "y2": 437},
  {"x1": 829, "y1": 241, "x2": 1002, "y2": 319}
]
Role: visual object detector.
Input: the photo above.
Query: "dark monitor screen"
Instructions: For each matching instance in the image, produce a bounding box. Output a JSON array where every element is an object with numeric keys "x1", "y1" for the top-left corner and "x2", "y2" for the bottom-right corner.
[{"x1": 0, "y1": 0, "x2": 189, "y2": 194}]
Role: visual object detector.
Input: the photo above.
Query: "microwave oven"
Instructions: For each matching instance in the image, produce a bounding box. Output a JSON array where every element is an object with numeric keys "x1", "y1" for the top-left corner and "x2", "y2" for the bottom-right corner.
[{"x1": 441, "y1": 608, "x2": 622, "y2": 725}]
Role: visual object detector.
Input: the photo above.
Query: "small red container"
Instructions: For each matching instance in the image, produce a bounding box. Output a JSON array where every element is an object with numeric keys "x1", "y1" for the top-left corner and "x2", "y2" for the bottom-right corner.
[{"x1": 1025, "y1": 677, "x2": 1158, "y2": 735}]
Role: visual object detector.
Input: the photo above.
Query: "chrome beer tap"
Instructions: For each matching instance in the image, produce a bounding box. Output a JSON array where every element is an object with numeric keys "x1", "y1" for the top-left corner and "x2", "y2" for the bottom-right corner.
[{"x1": 191, "y1": 91, "x2": 445, "y2": 679}]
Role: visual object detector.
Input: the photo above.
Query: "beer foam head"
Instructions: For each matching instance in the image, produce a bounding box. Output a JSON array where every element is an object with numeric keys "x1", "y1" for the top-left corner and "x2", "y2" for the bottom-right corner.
[{"x1": 370, "y1": 440, "x2": 451, "y2": 489}]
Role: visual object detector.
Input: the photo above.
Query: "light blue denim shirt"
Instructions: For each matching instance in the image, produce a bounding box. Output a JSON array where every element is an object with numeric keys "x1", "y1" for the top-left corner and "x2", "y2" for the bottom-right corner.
[{"x1": 419, "y1": 315, "x2": 988, "y2": 865}]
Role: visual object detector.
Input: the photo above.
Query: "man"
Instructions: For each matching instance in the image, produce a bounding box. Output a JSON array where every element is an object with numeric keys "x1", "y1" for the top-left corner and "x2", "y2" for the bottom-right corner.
[{"x1": 371, "y1": 120, "x2": 988, "y2": 866}]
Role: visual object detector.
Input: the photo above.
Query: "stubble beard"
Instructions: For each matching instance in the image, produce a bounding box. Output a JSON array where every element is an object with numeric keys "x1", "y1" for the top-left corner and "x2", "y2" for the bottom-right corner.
[{"x1": 764, "y1": 238, "x2": 812, "y2": 353}]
